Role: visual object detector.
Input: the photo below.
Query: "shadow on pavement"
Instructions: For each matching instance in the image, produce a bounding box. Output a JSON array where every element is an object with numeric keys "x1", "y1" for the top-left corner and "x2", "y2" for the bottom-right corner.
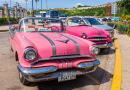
[
  {"x1": 99, "y1": 48, "x2": 115, "y2": 55},
  {"x1": 26, "y1": 66, "x2": 113, "y2": 90}
]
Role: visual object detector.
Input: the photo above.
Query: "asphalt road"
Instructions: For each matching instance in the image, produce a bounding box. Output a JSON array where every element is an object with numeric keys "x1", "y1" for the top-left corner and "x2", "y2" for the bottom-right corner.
[{"x1": 0, "y1": 31, "x2": 115, "y2": 90}]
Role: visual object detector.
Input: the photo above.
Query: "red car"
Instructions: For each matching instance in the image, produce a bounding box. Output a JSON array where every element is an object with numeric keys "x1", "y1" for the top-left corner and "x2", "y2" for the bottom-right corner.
[
  {"x1": 64, "y1": 17, "x2": 113, "y2": 50},
  {"x1": 9, "y1": 17, "x2": 100, "y2": 85}
]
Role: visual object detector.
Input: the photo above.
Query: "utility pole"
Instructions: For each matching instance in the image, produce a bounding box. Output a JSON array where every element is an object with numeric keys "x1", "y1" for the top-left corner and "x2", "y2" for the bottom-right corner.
[
  {"x1": 46, "y1": 0, "x2": 48, "y2": 9},
  {"x1": 41, "y1": 0, "x2": 42, "y2": 10},
  {"x1": 32, "y1": 0, "x2": 34, "y2": 17},
  {"x1": 25, "y1": 0, "x2": 28, "y2": 10}
]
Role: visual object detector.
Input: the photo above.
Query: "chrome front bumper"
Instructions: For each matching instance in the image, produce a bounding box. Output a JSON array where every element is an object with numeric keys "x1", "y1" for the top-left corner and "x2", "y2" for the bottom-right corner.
[
  {"x1": 17, "y1": 60, "x2": 100, "y2": 82},
  {"x1": 98, "y1": 43, "x2": 113, "y2": 48}
]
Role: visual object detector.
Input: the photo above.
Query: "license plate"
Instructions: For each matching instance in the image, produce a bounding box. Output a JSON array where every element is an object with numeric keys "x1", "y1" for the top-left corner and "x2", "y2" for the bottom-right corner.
[
  {"x1": 98, "y1": 44, "x2": 107, "y2": 48},
  {"x1": 58, "y1": 72, "x2": 76, "y2": 82}
]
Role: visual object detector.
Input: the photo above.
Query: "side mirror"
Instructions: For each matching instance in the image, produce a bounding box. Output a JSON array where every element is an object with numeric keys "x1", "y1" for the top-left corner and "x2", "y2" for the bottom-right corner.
[{"x1": 11, "y1": 27, "x2": 16, "y2": 31}]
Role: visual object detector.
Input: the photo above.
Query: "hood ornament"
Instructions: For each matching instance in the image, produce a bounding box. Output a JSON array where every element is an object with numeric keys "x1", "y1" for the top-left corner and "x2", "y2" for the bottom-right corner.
[
  {"x1": 55, "y1": 39, "x2": 69, "y2": 43},
  {"x1": 96, "y1": 33, "x2": 101, "y2": 35}
]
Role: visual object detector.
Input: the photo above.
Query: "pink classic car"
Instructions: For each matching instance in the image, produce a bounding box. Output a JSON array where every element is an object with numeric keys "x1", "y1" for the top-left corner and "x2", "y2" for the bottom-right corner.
[
  {"x1": 9, "y1": 17, "x2": 100, "y2": 85},
  {"x1": 64, "y1": 17, "x2": 113, "y2": 50}
]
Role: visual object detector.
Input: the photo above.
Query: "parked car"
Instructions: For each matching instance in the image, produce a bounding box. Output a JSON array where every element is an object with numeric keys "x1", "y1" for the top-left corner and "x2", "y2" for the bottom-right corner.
[
  {"x1": 70, "y1": 16, "x2": 114, "y2": 37},
  {"x1": 107, "y1": 18, "x2": 112, "y2": 22},
  {"x1": 97, "y1": 17, "x2": 104, "y2": 21},
  {"x1": 102, "y1": 18, "x2": 108, "y2": 22},
  {"x1": 63, "y1": 17, "x2": 113, "y2": 50},
  {"x1": 9, "y1": 17, "x2": 100, "y2": 85},
  {"x1": 110, "y1": 17, "x2": 120, "y2": 22}
]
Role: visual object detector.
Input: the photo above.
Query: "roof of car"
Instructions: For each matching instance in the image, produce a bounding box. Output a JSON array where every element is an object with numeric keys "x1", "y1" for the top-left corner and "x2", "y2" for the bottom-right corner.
[{"x1": 67, "y1": 16, "x2": 94, "y2": 19}]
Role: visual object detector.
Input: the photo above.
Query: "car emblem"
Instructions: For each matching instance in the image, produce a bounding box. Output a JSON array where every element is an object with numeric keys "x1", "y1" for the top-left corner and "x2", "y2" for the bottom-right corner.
[
  {"x1": 96, "y1": 33, "x2": 101, "y2": 35},
  {"x1": 55, "y1": 39, "x2": 69, "y2": 43}
]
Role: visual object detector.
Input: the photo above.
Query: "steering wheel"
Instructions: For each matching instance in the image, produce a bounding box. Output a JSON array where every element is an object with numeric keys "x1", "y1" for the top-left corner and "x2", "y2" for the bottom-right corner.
[{"x1": 48, "y1": 26, "x2": 59, "y2": 31}]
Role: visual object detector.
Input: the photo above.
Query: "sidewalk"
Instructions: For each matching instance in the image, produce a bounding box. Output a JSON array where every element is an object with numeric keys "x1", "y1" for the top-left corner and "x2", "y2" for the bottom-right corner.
[
  {"x1": 115, "y1": 30, "x2": 130, "y2": 90},
  {"x1": 0, "y1": 24, "x2": 18, "y2": 32}
]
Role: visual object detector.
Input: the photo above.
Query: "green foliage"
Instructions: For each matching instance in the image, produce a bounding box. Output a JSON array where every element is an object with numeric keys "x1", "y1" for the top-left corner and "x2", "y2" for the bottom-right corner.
[
  {"x1": 56, "y1": 7, "x2": 108, "y2": 17},
  {"x1": 31, "y1": 6, "x2": 125, "y2": 17},
  {"x1": 126, "y1": 15, "x2": 130, "y2": 20},
  {"x1": 117, "y1": 0, "x2": 130, "y2": 14},
  {"x1": 77, "y1": 5, "x2": 90, "y2": 8},
  {"x1": 0, "y1": 16, "x2": 7, "y2": 23},
  {"x1": 35, "y1": 0, "x2": 39, "y2": 2},
  {"x1": 18, "y1": 17, "x2": 21, "y2": 20},
  {"x1": 9, "y1": 17, "x2": 17, "y2": 21},
  {"x1": 77, "y1": 5, "x2": 82, "y2": 8},
  {"x1": 108, "y1": 22, "x2": 130, "y2": 35}
]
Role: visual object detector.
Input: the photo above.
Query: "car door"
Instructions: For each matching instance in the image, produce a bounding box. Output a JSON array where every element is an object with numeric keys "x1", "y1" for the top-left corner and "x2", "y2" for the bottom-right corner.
[
  {"x1": 9, "y1": 25, "x2": 18, "y2": 51},
  {"x1": 65, "y1": 19, "x2": 79, "y2": 35}
]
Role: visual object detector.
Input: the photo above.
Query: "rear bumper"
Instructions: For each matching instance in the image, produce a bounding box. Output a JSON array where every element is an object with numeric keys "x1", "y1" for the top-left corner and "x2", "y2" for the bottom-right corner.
[{"x1": 17, "y1": 60, "x2": 100, "y2": 82}]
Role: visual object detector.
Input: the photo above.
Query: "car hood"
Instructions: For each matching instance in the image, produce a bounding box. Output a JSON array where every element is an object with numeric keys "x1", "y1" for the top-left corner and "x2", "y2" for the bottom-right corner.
[
  {"x1": 70, "y1": 26, "x2": 107, "y2": 37},
  {"x1": 92, "y1": 24, "x2": 113, "y2": 31},
  {"x1": 20, "y1": 32, "x2": 91, "y2": 59}
]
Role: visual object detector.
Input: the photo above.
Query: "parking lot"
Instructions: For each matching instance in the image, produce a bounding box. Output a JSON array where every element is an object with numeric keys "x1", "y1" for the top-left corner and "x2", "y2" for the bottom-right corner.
[{"x1": 0, "y1": 31, "x2": 115, "y2": 90}]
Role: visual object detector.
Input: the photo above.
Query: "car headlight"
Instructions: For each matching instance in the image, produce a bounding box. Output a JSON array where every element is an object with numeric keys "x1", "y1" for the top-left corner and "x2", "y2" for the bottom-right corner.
[
  {"x1": 24, "y1": 49, "x2": 36, "y2": 60},
  {"x1": 108, "y1": 33, "x2": 112, "y2": 38},
  {"x1": 81, "y1": 33, "x2": 86, "y2": 39},
  {"x1": 91, "y1": 46, "x2": 100, "y2": 55}
]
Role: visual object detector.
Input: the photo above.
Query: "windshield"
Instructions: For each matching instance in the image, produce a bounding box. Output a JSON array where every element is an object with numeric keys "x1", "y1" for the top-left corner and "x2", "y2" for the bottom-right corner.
[
  {"x1": 84, "y1": 18, "x2": 102, "y2": 25},
  {"x1": 51, "y1": 11, "x2": 59, "y2": 17},
  {"x1": 67, "y1": 18, "x2": 87, "y2": 26},
  {"x1": 19, "y1": 18, "x2": 62, "y2": 32}
]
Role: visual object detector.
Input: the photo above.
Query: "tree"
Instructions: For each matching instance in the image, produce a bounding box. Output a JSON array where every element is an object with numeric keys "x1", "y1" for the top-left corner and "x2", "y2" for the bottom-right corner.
[
  {"x1": 35, "y1": 0, "x2": 39, "y2": 12},
  {"x1": 25, "y1": 0, "x2": 28, "y2": 10},
  {"x1": 77, "y1": 5, "x2": 82, "y2": 8},
  {"x1": 117, "y1": 0, "x2": 130, "y2": 14}
]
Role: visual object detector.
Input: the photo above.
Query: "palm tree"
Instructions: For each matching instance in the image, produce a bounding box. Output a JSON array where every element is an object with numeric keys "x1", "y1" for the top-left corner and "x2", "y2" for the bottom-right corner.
[
  {"x1": 25, "y1": 0, "x2": 28, "y2": 10},
  {"x1": 35, "y1": 0, "x2": 39, "y2": 12}
]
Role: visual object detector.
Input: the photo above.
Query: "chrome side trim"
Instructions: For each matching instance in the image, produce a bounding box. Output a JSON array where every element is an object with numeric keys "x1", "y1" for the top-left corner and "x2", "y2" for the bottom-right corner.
[
  {"x1": 56, "y1": 33, "x2": 79, "y2": 54},
  {"x1": 59, "y1": 60, "x2": 63, "y2": 69},
  {"x1": 17, "y1": 64, "x2": 57, "y2": 75},
  {"x1": 38, "y1": 32, "x2": 56, "y2": 56},
  {"x1": 77, "y1": 60, "x2": 100, "y2": 68},
  {"x1": 30, "y1": 55, "x2": 94, "y2": 66},
  {"x1": 68, "y1": 59, "x2": 73, "y2": 68},
  {"x1": 64, "y1": 60, "x2": 68, "y2": 69}
]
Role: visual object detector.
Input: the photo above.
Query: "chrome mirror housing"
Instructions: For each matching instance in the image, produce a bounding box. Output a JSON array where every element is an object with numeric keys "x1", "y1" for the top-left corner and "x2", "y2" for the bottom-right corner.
[{"x1": 11, "y1": 27, "x2": 15, "y2": 31}]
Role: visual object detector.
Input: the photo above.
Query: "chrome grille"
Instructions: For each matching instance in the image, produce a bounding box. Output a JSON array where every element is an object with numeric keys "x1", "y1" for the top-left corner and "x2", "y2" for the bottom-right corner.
[
  {"x1": 88, "y1": 37, "x2": 107, "y2": 42},
  {"x1": 93, "y1": 37, "x2": 104, "y2": 41}
]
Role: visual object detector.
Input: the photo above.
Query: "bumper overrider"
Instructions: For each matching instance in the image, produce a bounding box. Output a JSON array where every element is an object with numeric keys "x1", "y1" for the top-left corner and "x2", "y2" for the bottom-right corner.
[{"x1": 17, "y1": 60, "x2": 100, "y2": 82}]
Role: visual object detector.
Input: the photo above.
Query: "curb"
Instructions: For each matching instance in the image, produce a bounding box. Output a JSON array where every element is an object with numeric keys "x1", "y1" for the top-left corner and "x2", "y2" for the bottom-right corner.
[
  {"x1": 111, "y1": 36, "x2": 122, "y2": 90},
  {"x1": 0, "y1": 29, "x2": 9, "y2": 32}
]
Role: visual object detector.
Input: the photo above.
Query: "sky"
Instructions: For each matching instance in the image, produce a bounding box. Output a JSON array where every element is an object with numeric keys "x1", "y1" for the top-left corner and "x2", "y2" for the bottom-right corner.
[{"x1": 0, "y1": 0, "x2": 118, "y2": 11}]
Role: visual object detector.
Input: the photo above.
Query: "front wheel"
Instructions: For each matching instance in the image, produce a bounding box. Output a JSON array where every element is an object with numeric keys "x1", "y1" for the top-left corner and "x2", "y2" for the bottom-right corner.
[{"x1": 19, "y1": 72, "x2": 30, "y2": 85}]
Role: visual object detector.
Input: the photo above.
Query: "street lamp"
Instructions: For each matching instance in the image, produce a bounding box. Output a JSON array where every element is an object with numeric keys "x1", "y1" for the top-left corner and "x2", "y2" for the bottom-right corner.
[
  {"x1": 32, "y1": 0, "x2": 35, "y2": 24},
  {"x1": 25, "y1": 0, "x2": 28, "y2": 10}
]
